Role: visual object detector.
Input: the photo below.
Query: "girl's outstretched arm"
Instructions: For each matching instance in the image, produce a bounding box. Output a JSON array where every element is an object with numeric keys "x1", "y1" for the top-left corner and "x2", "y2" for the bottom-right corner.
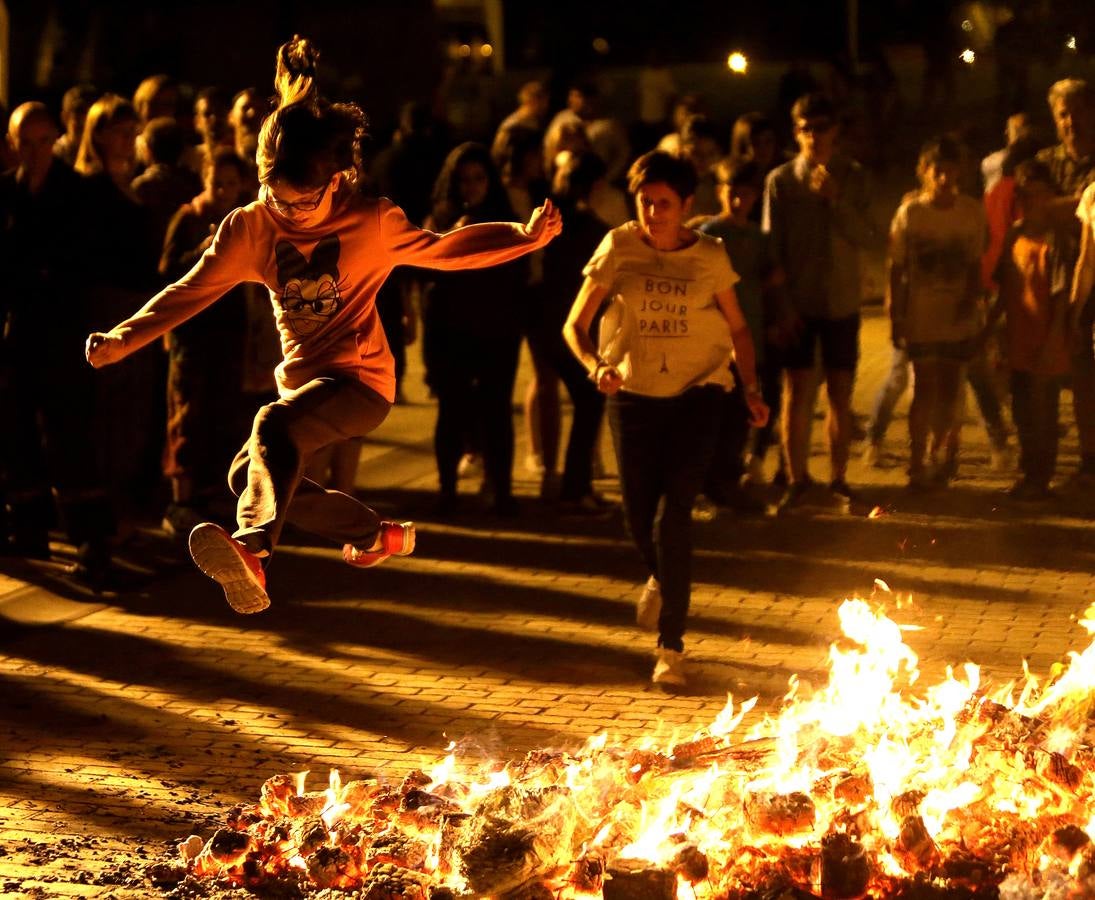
[
  {"x1": 86, "y1": 210, "x2": 260, "y2": 368},
  {"x1": 381, "y1": 198, "x2": 561, "y2": 271}
]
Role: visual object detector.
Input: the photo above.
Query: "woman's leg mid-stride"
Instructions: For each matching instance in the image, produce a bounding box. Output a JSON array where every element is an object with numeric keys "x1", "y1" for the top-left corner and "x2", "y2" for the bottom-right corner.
[{"x1": 192, "y1": 377, "x2": 394, "y2": 614}]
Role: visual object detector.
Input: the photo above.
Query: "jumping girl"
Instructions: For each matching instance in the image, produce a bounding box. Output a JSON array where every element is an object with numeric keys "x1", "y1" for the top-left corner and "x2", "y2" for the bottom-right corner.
[{"x1": 85, "y1": 37, "x2": 561, "y2": 613}]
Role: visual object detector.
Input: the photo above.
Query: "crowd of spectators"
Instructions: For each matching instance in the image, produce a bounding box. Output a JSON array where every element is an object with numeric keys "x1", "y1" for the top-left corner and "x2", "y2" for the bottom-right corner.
[{"x1": 1, "y1": 49, "x2": 1094, "y2": 684}]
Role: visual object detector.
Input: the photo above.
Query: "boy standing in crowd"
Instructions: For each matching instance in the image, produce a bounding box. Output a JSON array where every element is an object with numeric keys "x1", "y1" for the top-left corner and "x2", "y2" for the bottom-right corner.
[{"x1": 763, "y1": 93, "x2": 879, "y2": 512}]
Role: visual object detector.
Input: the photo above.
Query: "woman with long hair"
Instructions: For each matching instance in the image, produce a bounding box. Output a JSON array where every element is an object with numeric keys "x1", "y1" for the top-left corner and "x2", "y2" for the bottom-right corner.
[
  {"x1": 423, "y1": 142, "x2": 529, "y2": 515},
  {"x1": 86, "y1": 37, "x2": 560, "y2": 613}
]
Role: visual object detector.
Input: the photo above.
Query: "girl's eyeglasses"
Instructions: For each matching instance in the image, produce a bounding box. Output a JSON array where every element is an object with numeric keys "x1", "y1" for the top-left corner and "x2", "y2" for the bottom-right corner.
[{"x1": 264, "y1": 184, "x2": 328, "y2": 215}]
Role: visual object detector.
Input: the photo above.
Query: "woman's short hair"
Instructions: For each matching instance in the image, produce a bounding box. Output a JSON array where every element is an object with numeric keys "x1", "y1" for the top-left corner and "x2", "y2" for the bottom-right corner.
[
  {"x1": 917, "y1": 134, "x2": 963, "y2": 174},
  {"x1": 627, "y1": 150, "x2": 697, "y2": 200},
  {"x1": 256, "y1": 35, "x2": 367, "y2": 190}
]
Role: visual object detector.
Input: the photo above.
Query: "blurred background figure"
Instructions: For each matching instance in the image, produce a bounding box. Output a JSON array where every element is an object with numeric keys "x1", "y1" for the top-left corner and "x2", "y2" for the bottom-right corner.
[
  {"x1": 158, "y1": 147, "x2": 256, "y2": 538},
  {"x1": 54, "y1": 83, "x2": 98, "y2": 167},
  {"x1": 423, "y1": 143, "x2": 527, "y2": 516},
  {"x1": 0, "y1": 102, "x2": 115, "y2": 584}
]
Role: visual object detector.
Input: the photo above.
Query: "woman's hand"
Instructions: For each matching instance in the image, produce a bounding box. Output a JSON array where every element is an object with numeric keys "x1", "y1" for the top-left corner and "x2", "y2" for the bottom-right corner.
[
  {"x1": 524, "y1": 198, "x2": 563, "y2": 247},
  {"x1": 594, "y1": 363, "x2": 624, "y2": 395},
  {"x1": 85, "y1": 332, "x2": 127, "y2": 368},
  {"x1": 745, "y1": 391, "x2": 770, "y2": 428}
]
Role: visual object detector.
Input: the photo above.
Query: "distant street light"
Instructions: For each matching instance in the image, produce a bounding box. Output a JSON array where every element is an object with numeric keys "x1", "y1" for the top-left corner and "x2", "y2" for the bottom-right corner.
[
  {"x1": 1066, "y1": 35, "x2": 1077, "y2": 52},
  {"x1": 727, "y1": 51, "x2": 748, "y2": 74},
  {"x1": 959, "y1": 48, "x2": 976, "y2": 65}
]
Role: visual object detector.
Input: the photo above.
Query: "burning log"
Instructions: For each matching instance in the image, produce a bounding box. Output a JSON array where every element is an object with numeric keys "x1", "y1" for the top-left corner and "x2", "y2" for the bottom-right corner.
[
  {"x1": 194, "y1": 828, "x2": 252, "y2": 873},
  {"x1": 455, "y1": 785, "x2": 579, "y2": 896},
  {"x1": 341, "y1": 779, "x2": 383, "y2": 821},
  {"x1": 362, "y1": 863, "x2": 429, "y2": 900},
  {"x1": 820, "y1": 832, "x2": 869, "y2": 899},
  {"x1": 670, "y1": 735, "x2": 723, "y2": 763},
  {"x1": 287, "y1": 790, "x2": 328, "y2": 819},
  {"x1": 832, "y1": 773, "x2": 872, "y2": 807},
  {"x1": 569, "y1": 855, "x2": 605, "y2": 893},
  {"x1": 292, "y1": 817, "x2": 330, "y2": 858},
  {"x1": 1041, "y1": 823, "x2": 1091, "y2": 865},
  {"x1": 226, "y1": 802, "x2": 263, "y2": 831},
  {"x1": 401, "y1": 789, "x2": 462, "y2": 814},
  {"x1": 891, "y1": 790, "x2": 925, "y2": 819},
  {"x1": 938, "y1": 852, "x2": 998, "y2": 890},
  {"x1": 745, "y1": 792, "x2": 816, "y2": 837},
  {"x1": 602, "y1": 859, "x2": 677, "y2": 900},
  {"x1": 308, "y1": 844, "x2": 358, "y2": 889},
  {"x1": 668, "y1": 842, "x2": 709, "y2": 884},
  {"x1": 895, "y1": 816, "x2": 939, "y2": 873},
  {"x1": 625, "y1": 749, "x2": 671, "y2": 783},
  {"x1": 259, "y1": 773, "x2": 297, "y2": 816},
  {"x1": 366, "y1": 832, "x2": 430, "y2": 870},
  {"x1": 1034, "y1": 751, "x2": 1084, "y2": 792}
]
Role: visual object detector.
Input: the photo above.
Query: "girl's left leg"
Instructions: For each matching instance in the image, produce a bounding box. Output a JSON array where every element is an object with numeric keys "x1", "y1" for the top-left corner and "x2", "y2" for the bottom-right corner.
[{"x1": 229, "y1": 377, "x2": 392, "y2": 553}]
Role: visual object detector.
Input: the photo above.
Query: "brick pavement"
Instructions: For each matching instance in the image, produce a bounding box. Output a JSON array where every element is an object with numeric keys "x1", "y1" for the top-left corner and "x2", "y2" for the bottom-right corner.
[{"x1": 1, "y1": 307, "x2": 1093, "y2": 897}]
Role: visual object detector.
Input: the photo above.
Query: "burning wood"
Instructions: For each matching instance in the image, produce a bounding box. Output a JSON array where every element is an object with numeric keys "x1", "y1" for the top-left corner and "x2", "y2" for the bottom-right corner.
[
  {"x1": 153, "y1": 599, "x2": 1095, "y2": 898},
  {"x1": 746, "y1": 791, "x2": 817, "y2": 836}
]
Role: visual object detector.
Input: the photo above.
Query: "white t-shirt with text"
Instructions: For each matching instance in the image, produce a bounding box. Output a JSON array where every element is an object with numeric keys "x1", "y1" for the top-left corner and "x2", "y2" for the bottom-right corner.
[{"x1": 583, "y1": 221, "x2": 740, "y2": 397}]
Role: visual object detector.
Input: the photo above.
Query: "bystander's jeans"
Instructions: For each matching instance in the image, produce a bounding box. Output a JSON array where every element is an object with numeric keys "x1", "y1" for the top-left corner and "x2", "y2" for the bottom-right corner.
[{"x1": 866, "y1": 346, "x2": 911, "y2": 445}]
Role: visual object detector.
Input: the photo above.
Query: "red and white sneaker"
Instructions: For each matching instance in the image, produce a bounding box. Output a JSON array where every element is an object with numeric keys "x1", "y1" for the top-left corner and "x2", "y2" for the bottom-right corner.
[
  {"x1": 342, "y1": 521, "x2": 416, "y2": 568},
  {"x1": 188, "y1": 523, "x2": 270, "y2": 614}
]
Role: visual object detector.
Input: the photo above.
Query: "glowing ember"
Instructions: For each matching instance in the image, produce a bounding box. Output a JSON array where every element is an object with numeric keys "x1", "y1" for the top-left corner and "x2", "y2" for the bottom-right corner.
[{"x1": 169, "y1": 598, "x2": 1095, "y2": 897}]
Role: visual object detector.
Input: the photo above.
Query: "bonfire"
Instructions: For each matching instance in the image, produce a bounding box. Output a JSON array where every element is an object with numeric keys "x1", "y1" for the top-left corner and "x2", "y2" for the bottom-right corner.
[{"x1": 157, "y1": 596, "x2": 1095, "y2": 899}]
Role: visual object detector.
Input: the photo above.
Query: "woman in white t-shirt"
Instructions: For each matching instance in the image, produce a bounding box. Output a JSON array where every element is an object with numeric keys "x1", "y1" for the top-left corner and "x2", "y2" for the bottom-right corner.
[{"x1": 564, "y1": 151, "x2": 768, "y2": 690}]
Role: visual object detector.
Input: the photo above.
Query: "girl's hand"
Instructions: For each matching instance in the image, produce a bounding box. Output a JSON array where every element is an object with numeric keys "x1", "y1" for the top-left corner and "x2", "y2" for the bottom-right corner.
[
  {"x1": 594, "y1": 363, "x2": 624, "y2": 395},
  {"x1": 524, "y1": 198, "x2": 563, "y2": 247},
  {"x1": 745, "y1": 392, "x2": 770, "y2": 428},
  {"x1": 85, "y1": 332, "x2": 127, "y2": 368}
]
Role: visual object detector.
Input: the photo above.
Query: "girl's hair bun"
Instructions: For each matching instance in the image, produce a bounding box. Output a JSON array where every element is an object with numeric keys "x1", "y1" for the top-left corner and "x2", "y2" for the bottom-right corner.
[{"x1": 280, "y1": 35, "x2": 320, "y2": 81}]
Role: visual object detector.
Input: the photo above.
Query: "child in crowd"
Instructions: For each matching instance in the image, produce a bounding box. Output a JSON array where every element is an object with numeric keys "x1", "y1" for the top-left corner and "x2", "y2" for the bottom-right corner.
[
  {"x1": 889, "y1": 136, "x2": 986, "y2": 488},
  {"x1": 695, "y1": 158, "x2": 784, "y2": 516},
  {"x1": 983, "y1": 160, "x2": 1073, "y2": 498},
  {"x1": 159, "y1": 147, "x2": 256, "y2": 537},
  {"x1": 85, "y1": 36, "x2": 560, "y2": 614}
]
